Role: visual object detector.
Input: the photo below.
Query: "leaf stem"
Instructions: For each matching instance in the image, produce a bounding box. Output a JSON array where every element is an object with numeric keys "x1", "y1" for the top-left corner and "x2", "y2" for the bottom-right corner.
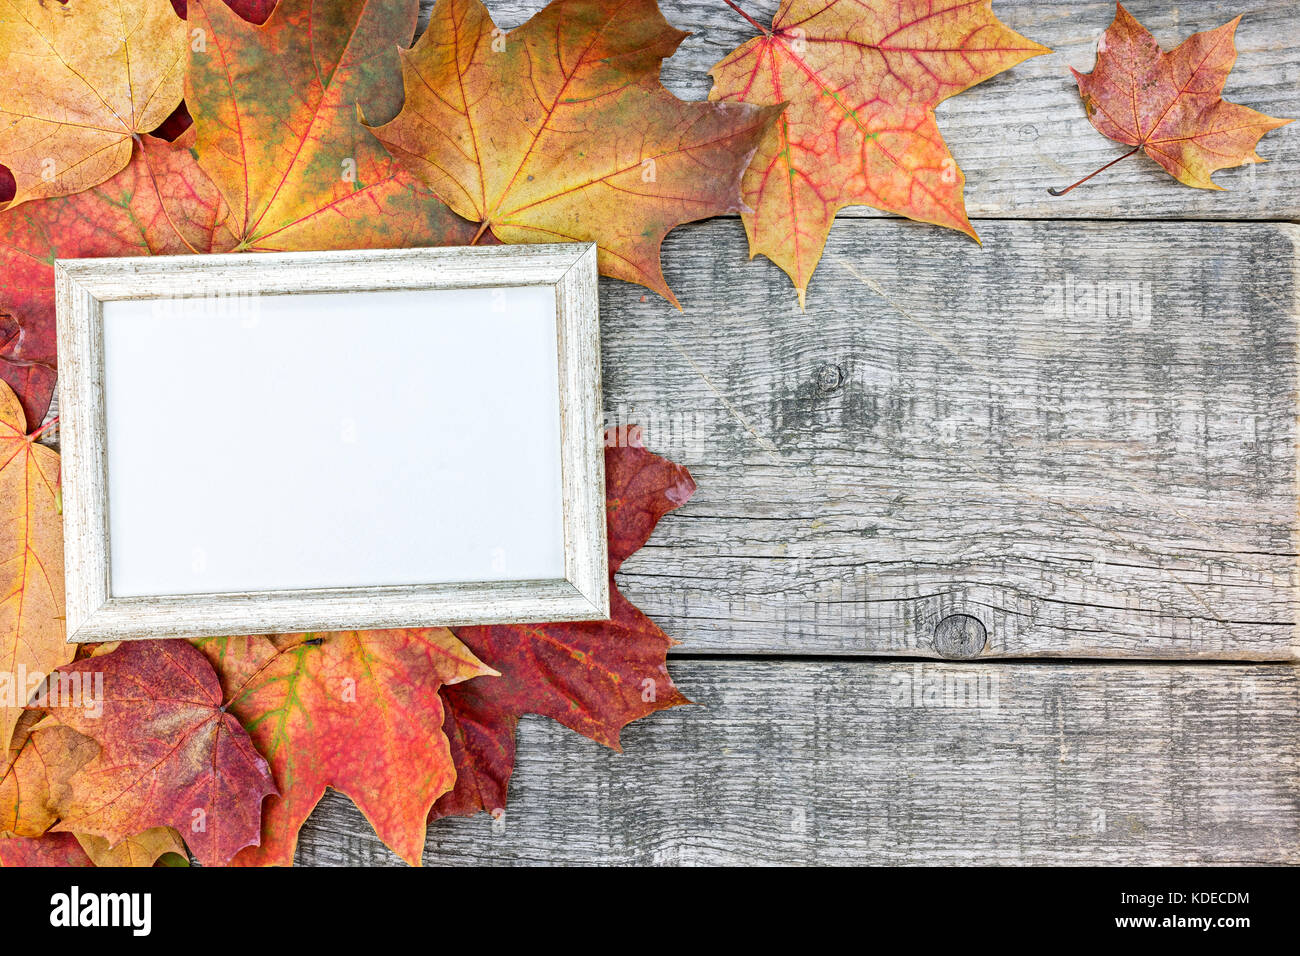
[
  {"x1": 470, "y1": 220, "x2": 491, "y2": 245},
  {"x1": 1048, "y1": 144, "x2": 1142, "y2": 196},
  {"x1": 722, "y1": 0, "x2": 769, "y2": 35},
  {"x1": 27, "y1": 416, "x2": 58, "y2": 441}
]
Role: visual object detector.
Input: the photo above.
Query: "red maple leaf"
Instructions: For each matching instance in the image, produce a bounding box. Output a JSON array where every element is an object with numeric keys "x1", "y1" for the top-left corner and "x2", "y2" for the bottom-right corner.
[
  {"x1": 42, "y1": 640, "x2": 277, "y2": 866},
  {"x1": 1052, "y1": 4, "x2": 1292, "y2": 194}
]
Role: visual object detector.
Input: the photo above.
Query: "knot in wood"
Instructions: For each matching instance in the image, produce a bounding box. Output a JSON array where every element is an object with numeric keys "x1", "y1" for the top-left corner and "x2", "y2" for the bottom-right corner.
[
  {"x1": 815, "y1": 363, "x2": 844, "y2": 395},
  {"x1": 933, "y1": 614, "x2": 987, "y2": 659}
]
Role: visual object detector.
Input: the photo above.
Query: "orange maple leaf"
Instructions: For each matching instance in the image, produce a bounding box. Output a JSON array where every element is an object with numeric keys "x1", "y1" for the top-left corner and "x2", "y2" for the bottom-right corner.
[
  {"x1": 369, "y1": 0, "x2": 781, "y2": 307},
  {"x1": 1053, "y1": 4, "x2": 1292, "y2": 195},
  {"x1": 0, "y1": 380, "x2": 67, "y2": 757},
  {"x1": 197, "y1": 629, "x2": 494, "y2": 867},
  {"x1": 709, "y1": 0, "x2": 1049, "y2": 306},
  {"x1": 1, "y1": 722, "x2": 96, "y2": 838},
  {"x1": 185, "y1": 0, "x2": 478, "y2": 251},
  {"x1": 0, "y1": 0, "x2": 186, "y2": 208}
]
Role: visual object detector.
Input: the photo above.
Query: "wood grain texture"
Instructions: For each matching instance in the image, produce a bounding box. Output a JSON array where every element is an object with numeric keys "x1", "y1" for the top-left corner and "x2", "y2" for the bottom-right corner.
[
  {"x1": 296, "y1": 660, "x2": 1300, "y2": 865},
  {"x1": 446, "y1": 0, "x2": 1299, "y2": 221},
  {"x1": 602, "y1": 219, "x2": 1299, "y2": 659}
]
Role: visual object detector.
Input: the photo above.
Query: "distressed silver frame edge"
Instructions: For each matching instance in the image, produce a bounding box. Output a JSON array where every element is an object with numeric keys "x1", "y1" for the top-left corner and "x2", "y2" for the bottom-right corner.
[{"x1": 55, "y1": 243, "x2": 608, "y2": 643}]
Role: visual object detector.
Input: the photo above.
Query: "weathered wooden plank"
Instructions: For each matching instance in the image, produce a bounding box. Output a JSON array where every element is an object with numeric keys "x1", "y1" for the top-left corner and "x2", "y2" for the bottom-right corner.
[
  {"x1": 296, "y1": 660, "x2": 1300, "y2": 865},
  {"x1": 598, "y1": 219, "x2": 1299, "y2": 658},
  {"x1": 450, "y1": 0, "x2": 1300, "y2": 221}
]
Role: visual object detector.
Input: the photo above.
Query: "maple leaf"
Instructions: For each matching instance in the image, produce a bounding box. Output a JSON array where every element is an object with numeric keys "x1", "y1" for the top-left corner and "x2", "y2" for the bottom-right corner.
[
  {"x1": 435, "y1": 425, "x2": 695, "y2": 819},
  {"x1": 1, "y1": 714, "x2": 186, "y2": 863},
  {"x1": 709, "y1": 0, "x2": 1049, "y2": 306},
  {"x1": 0, "y1": 379, "x2": 67, "y2": 755},
  {"x1": 1051, "y1": 4, "x2": 1292, "y2": 195},
  {"x1": 431, "y1": 682, "x2": 516, "y2": 821},
  {"x1": 196, "y1": 629, "x2": 494, "y2": 866},
  {"x1": 0, "y1": 0, "x2": 186, "y2": 208},
  {"x1": 0, "y1": 831, "x2": 93, "y2": 866},
  {"x1": 0, "y1": 130, "x2": 235, "y2": 427},
  {"x1": 369, "y1": 0, "x2": 781, "y2": 307},
  {"x1": 1, "y1": 722, "x2": 97, "y2": 838},
  {"x1": 185, "y1": 0, "x2": 478, "y2": 251},
  {"x1": 2, "y1": 716, "x2": 184, "y2": 867},
  {"x1": 41, "y1": 640, "x2": 277, "y2": 867}
]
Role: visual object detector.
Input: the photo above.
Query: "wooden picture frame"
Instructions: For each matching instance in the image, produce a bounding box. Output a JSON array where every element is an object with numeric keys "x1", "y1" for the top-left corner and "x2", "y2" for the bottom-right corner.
[{"x1": 55, "y1": 243, "x2": 607, "y2": 643}]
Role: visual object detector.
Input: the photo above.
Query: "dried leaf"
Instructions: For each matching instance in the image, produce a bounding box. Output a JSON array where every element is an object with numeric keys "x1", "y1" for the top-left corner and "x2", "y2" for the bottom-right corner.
[
  {"x1": 43, "y1": 640, "x2": 276, "y2": 867},
  {"x1": 709, "y1": 0, "x2": 1048, "y2": 305},
  {"x1": 0, "y1": 0, "x2": 186, "y2": 207},
  {"x1": 1056, "y1": 4, "x2": 1292, "y2": 193},
  {"x1": 0, "y1": 379, "x2": 67, "y2": 754},
  {"x1": 0, "y1": 131, "x2": 235, "y2": 426},
  {"x1": 436, "y1": 426, "x2": 695, "y2": 819},
  {"x1": 185, "y1": 0, "x2": 478, "y2": 251},
  {"x1": 1, "y1": 723, "x2": 97, "y2": 837},
  {"x1": 370, "y1": 0, "x2": 781, "y2": 306},
  {"x1": 431, "y1": 684, "x2": 515, "y2": 821},
  {"x1": 197, "y1": 629, "x2": 494, "y2": 866}
]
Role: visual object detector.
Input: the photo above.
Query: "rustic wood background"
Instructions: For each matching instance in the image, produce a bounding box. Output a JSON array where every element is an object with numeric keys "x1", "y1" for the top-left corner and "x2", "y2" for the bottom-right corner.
[
  {"x1": 46, "y1": 0, "x2": 1297, "y2": 864},
  {"x1": 300, "y1": 0, "x2": 1300, "y2": 865}
]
